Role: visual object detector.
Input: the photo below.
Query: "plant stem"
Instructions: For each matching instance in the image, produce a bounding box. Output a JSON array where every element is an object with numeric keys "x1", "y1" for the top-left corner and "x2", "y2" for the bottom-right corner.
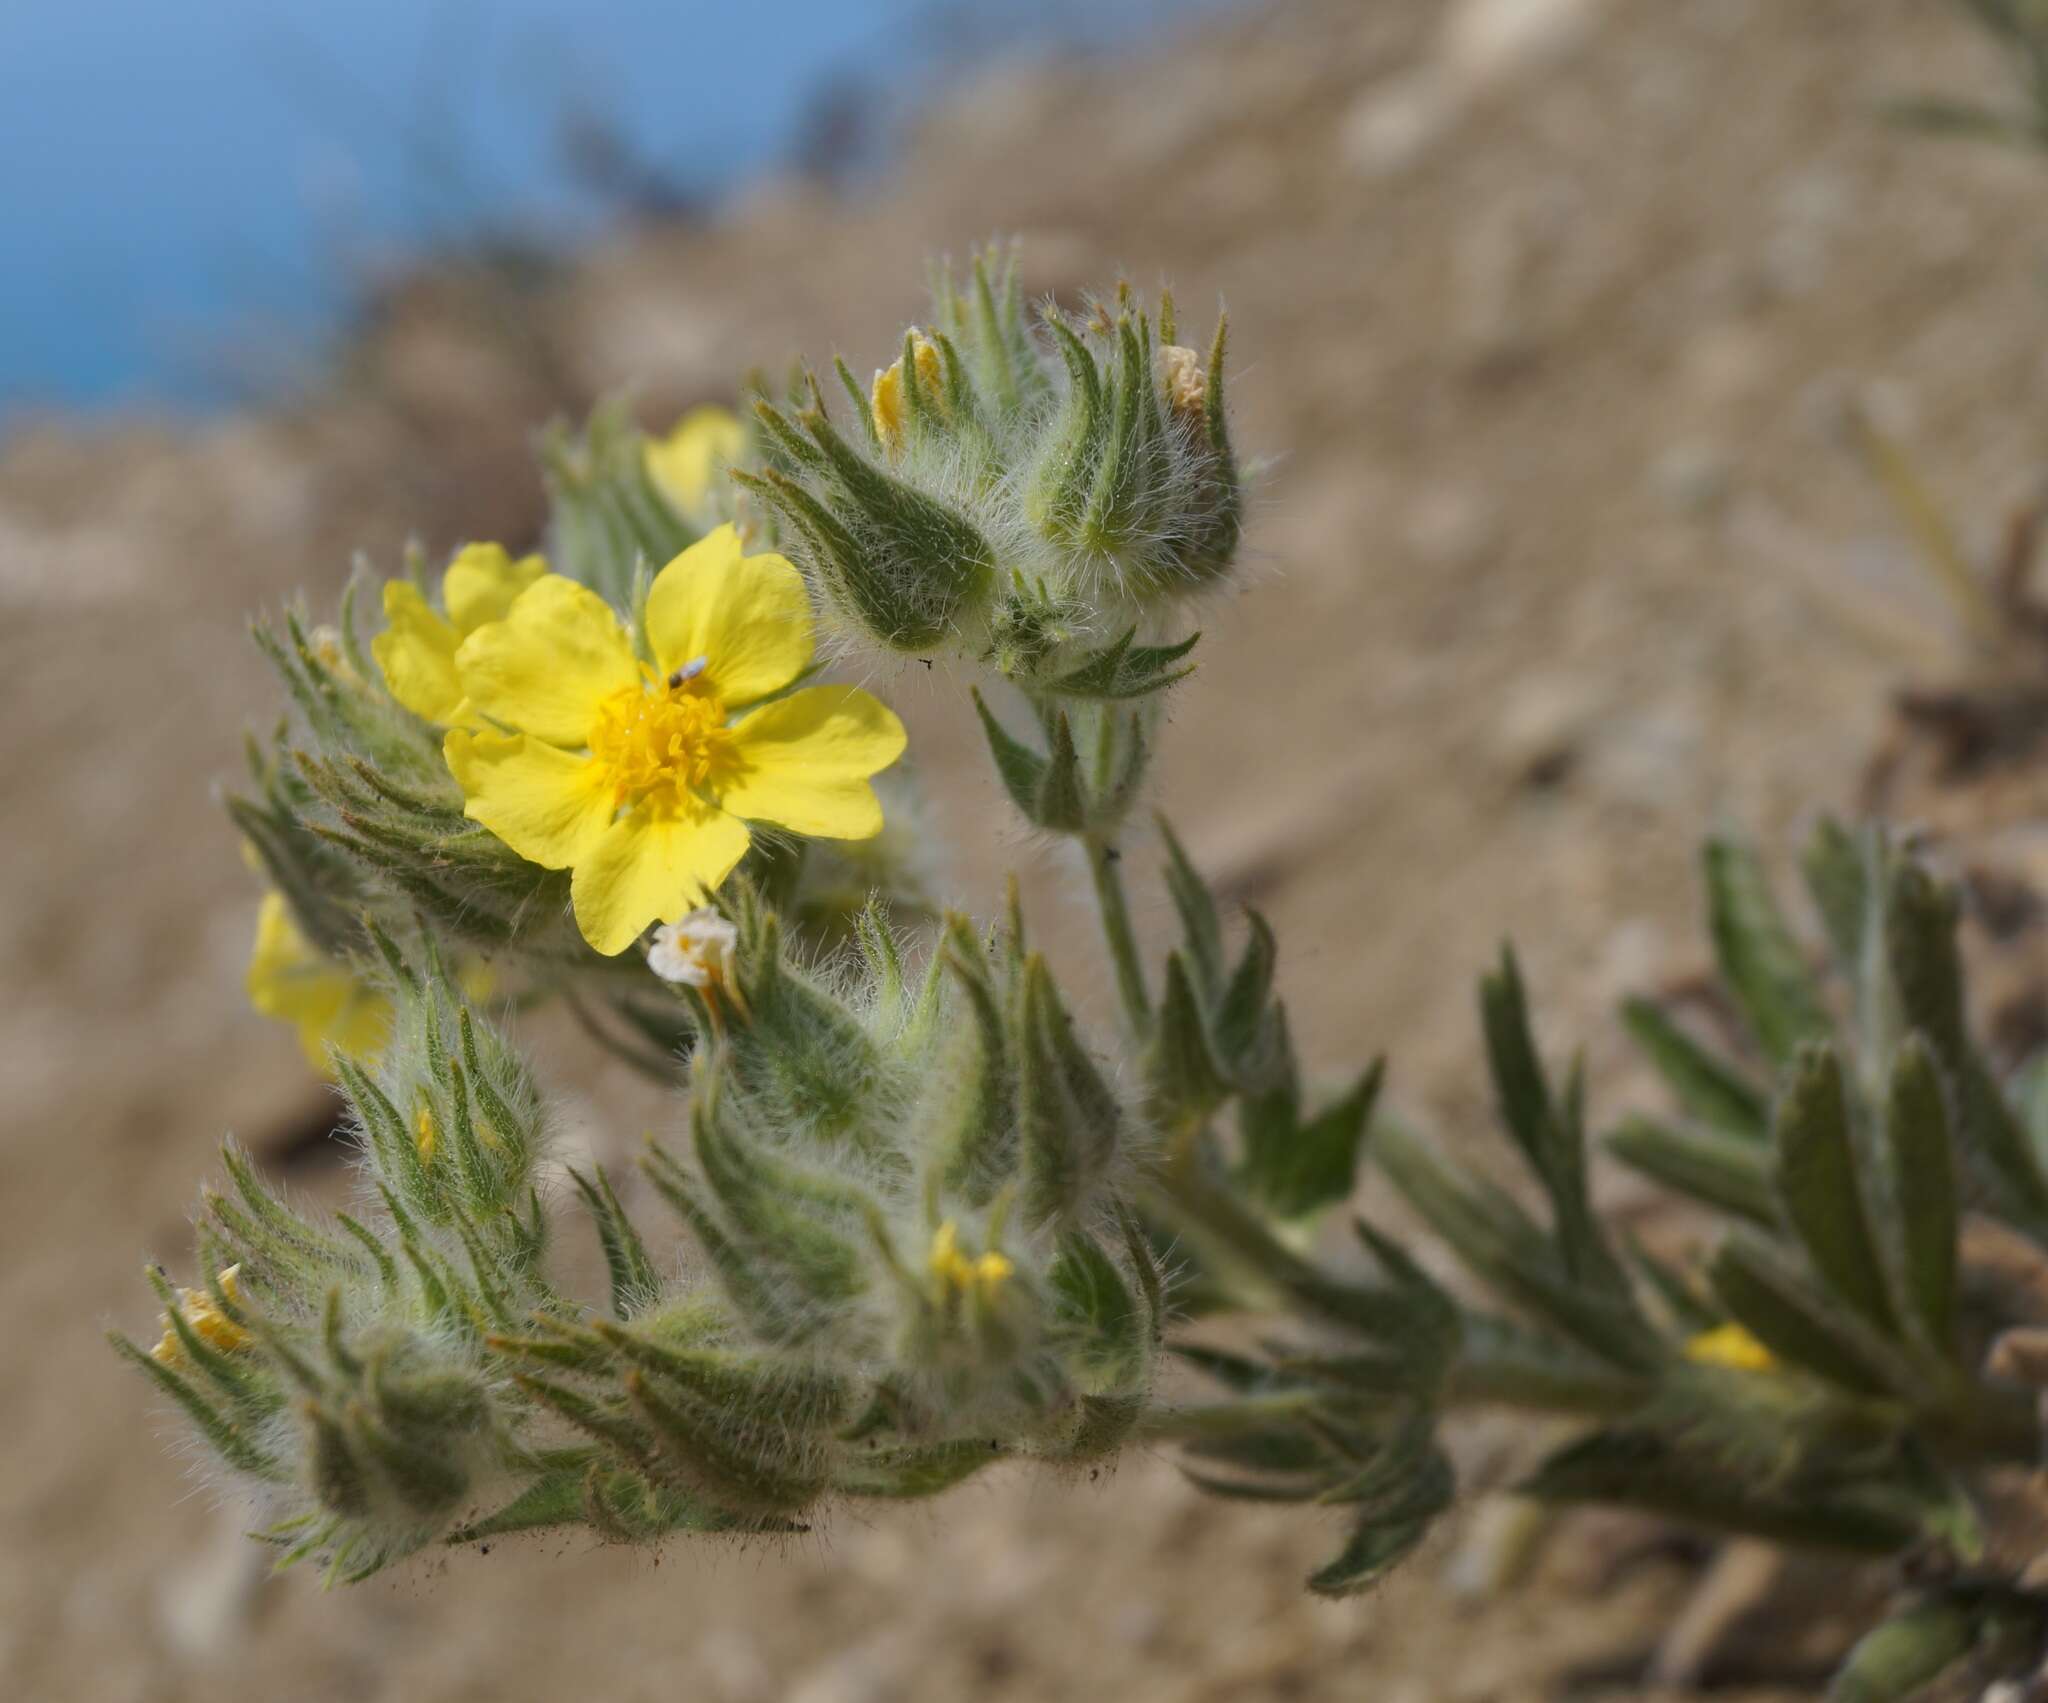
[{"x1": 1085, "y1": 830, "x2": 1150, "y2": 1033}]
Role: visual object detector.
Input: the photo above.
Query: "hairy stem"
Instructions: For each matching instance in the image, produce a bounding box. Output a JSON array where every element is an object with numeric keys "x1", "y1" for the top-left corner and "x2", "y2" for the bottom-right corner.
[{"x1": 1085, "y1": 831, "x2": 1151, "y2": 1033}]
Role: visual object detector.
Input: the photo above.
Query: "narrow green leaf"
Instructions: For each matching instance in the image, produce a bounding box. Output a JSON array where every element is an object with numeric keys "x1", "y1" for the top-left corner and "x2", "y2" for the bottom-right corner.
[
  {"x1": 1885, "y1": 1037, "x2": 1958, "y2": 1348},
  {"x1": 1605, "y1": 1115, "x2": 1778, "y2": 1224},
  {"x1": 1708, "y1": 1236, "x2": 1898, "y2": 1396},
  {"x1": 969, "y1": 688, "x2": 1046, "y2": 820},
  {"x1": 1704, "y1": 836, "x2": 1831, "y2": 1065},
  {"x1": 570, "y1": 1166, "x2": 662, "y2": 1320},
  {"x1": 1034, "y1": 711, "x2": 1088, "y2": 832},
  {"x1": 1156, "y1": 813, "x2": 1223, "y2": 995},
  {"x1": 1773, "y1": 1046, "x2": 1898, "y2": 1336},
  {"x1": 1620, "y1": 997, "x2": 1768, "y2": 1140}
]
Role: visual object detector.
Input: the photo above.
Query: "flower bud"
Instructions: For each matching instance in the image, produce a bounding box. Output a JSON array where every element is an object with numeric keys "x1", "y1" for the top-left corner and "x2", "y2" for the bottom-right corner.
[
  {"x1": 737, "y1": 392, "x2": 998, "y2": 653},
  {"x1": 1026, "y1": 302, "x2": 1242, "y2": 601}
]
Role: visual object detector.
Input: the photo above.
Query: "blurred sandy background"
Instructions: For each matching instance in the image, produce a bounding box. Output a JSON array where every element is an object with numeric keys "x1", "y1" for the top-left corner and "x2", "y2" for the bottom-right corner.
[{"x1": 7, "y1": 0, "x2": 2048, "y2": 1695}]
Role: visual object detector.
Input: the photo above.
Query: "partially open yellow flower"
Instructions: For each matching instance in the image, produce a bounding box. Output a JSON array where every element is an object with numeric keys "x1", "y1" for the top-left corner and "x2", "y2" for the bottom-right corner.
[
  {"x1": 247, "y1": 893, "x2": 392, "y2": 1073},
  {"x1": 870, "y1": 333, "x2": 945, "y2": 455},
  {"x1": 152, "y1": 1265, "x2": 251, "y2": 1364},
  {"x1": 443, "y1": 525, "x2": 906, "y2": 956},
  {"x1": 646, "y1": 406, "x2": 746, "y2": 522},
  {"x1": 373, "y1": 543, "x2": 547, "y2": 724},
  {"x1": 1685, "y1": 1322, "x2": 1776, "y2": 1374}
]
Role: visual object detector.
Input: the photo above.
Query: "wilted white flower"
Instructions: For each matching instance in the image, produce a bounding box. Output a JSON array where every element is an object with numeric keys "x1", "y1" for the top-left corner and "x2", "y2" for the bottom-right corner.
[{"x1": 647, "y1": 907, "x2": 739, "y2": 989}]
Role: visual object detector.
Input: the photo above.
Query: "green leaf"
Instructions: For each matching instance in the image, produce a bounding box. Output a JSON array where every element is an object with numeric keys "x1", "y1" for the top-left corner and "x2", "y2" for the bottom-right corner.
[
  {"x1": 1212, "y1": 911, "x2": 1278, "y2": 1072},
  {"x1": 1145, "y1": 951, "x2": 1230, "y2": 1135},
  {"x1": 1306, "y1": 1447, "x2": 1455, "y2": 1597},
  {"x1": 1801, "y1": 816, "x2": 1871, "y2": 973},
  {"x1": 1885, "y1": 1036, "x2": 1958, "y2": 1348},
  {"x1": 569, "y1": 1166, "x2": 662, "y2": 1321},
  {"x1": 448, "y1": 1468, "x2": 589, "y2": 1543},
  {"x1": 1374, "y1": 1121, "x2": 1657, "y2": 1372},
  {"x1": 1034, "y1": 711, "x2": 1088, "y2": 832},
  {"x1": 1605, "y1": 1115, "x2": 1778, "y2": 1224},
  {"x1": 1156, "y1": 813, "x2": 1224, "y2": 996},
  {"x1": 1045, "y1": 627, "x2": 1199, "y2": 699},
  {"x1": 1620, "y1": 997, "x2": 1768, "y2": 1139},
  {"x1": 1049, "y1": 1231, "x2": 1145, "y2": 1387},
  {"x1": 1521, "y1": 1427, "x2": 1925, "y2": 1554},
  {"x1": 1827, "y1": 1598, "x2": 1978, "y2": 1703},
  {"x1": 1708, "y1": 1236, "x2": 1898, "y2": 1396},
  {"x1": 1887, "y1": 861, "x2": 2048, "y2": 1225},
  {"x1": 970, "y1": 688, "x2": 1046, "y2": 819},
  {"x1": 1240, "y1": 1060, "x2": 1383, "y2": 1221},
  {"x1": 1704, "y1": 836, "x2": 1831, "y2": 1065},
  {"x1": 1773, "y1": 1046, "x2": 1898, "y2": 1336},
  {"x1": 1481, "y1": 952, "x2": 1624, "y2": 1294}
]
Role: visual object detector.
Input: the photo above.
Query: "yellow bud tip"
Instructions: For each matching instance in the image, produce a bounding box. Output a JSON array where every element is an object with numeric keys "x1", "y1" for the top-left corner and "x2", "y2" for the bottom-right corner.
[
  {"x1": 871, "y1": 360, "x2": 906, "y2": 453},
  {"x1": 1685, "y1": 1322, "x2": 1775, "y2": 1373},
  {"x1": 414, "y1": 1100, "x2": 438, "y2": 1164}
]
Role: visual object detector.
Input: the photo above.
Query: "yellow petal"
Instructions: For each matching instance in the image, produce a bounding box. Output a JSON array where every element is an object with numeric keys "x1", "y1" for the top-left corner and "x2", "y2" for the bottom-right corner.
[
  {"x1": 646, "y1": 406, "x2": 746, "y2": 516},
  {"x1": 570, "y1": 802, "x2": 752, "y2": 956},
  {"x1": 720, "y1": 685, "x2": 906, "y2": 840},
  {"x1": 442, "y1": 543, "x2": 547, "y2": 636},
  {"x1": 445, "y1": 728, "x2": 618, "y2": 870},
  {"x1": 373, "y1": 580, "x2": 465, "y2": 724},
  {"x1": 246, "y1": 893, "x2": 391, "y2": 1072},
  {"x1": 644, "y1": 525, "x2": 814, "y2": 709},
  {"x1": 453, "y1": 574, "x2": 638, "y2": 747}
]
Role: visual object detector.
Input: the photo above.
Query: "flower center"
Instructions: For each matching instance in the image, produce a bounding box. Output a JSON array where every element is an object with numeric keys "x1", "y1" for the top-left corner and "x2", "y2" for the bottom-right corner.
[{"x1": 588, "y1": 665, "x2": 729, "y2": 811}]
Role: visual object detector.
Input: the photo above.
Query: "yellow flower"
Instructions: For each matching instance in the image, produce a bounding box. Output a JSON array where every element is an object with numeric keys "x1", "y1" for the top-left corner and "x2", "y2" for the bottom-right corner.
[
  {"x1": 645, "y1": 405, "x2": 746, "y2": 522},
  {"x1": 373, "y1": 543, "x2": 547, "y2": 724},
  {"x1": 152, "y1": 1264, "x2": 251, "y2": 1364},
  {"x1": 929, "y1": 1220, "x2": 1014, "y2": 1300},
  {"x1": 443, "y1": 525, "x2": 907, "y2": 956},
  {"x1": 247, "y1": 892, "x2": 392, "y2": 1073},
  {"x1": 1685, "y1": 1322, "x2": 1776, "y2": 1373}
]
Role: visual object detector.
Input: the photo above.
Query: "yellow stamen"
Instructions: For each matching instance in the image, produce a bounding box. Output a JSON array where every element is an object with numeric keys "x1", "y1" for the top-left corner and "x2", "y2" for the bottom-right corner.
[
  {"x1": 587, "y1": 671, "x2": 731, "y2": 811},
  {"x1": 929, "y1": 1220, "x2": 1012, "y2": 1300}
]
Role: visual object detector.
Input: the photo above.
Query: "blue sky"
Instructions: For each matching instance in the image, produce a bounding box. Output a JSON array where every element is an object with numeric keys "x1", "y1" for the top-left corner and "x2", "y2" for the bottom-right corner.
[{"x1": 0, "y1": 0, "x2": 1214, "y2": 411}]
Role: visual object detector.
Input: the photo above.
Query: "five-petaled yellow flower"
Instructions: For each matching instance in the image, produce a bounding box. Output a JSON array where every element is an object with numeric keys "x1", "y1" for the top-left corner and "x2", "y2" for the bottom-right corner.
[
  {"x1": 374, "y1": 543, "x2": 547, "y2": 724},
  {"x1": 247, "y1": 892, "x2": 392, "y2": 1072},
  {"x1": 443, "y1": 525, "x2": 906, "y2": 956},
  {"x1": 645, "y1": 406, "x2": 746, "y2": 523}
]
